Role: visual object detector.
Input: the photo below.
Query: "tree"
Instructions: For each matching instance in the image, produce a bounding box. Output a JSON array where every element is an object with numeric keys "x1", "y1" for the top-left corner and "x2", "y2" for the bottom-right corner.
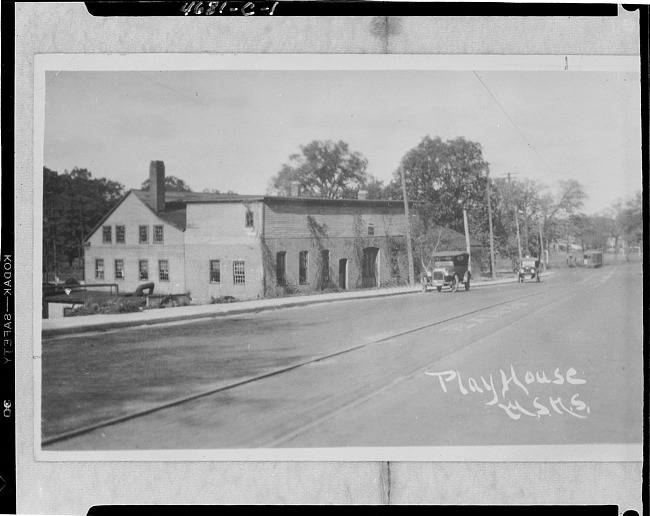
[
  {"x1": 537, "y1": 179, "x2": 587, "y2": 256},
  {"x1": 268, "y1": 140, "x2": 370, "y2": 199},
  {"x1": 391, "y1": 135, "x2": 490, "y2": 235},
  {"x1": 363, "y1": 177, "x2": 390, "y2": 200},
  {"x1": 43, "y1": 167, "x2": 124, "y2": 281},
  {"x1": 616, "y1": 191, "x2": 643, "y2": 248},
  {"x1": 141, "y1": 175, "x2": 192, "y2": 192}
]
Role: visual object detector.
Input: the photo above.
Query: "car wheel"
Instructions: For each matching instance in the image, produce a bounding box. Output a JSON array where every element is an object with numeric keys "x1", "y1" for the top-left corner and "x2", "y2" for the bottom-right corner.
[{"x1": 464, "y1": 279, "x2": 470, "y2": 291}]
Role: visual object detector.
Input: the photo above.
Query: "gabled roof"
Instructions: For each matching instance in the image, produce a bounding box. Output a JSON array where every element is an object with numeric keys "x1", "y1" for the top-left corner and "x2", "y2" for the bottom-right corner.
[
  {"x1": 84, "y1": 190, "x2": 136, "y2": 243},
  {"x1": 132, "y1": 190, "x2": 187, "y2": 231}
]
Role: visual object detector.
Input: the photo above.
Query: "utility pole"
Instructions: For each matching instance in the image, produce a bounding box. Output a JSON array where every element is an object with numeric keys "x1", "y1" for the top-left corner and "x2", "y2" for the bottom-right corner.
[
  {"x1": 463, "y1": 208, "x2": 471, "y2": 273},
  {"x1": 400, "y1": 166, "x2": 415, "y2": 286},
  {"x1": 508, "y1": 173, "x2": 523, "y2": 263},
  {"x1": 486, "y1": 170, "x2": 497, "y2": 280},
  {"x1": 538, "y1": 216, "x2": 546, "y2": 271}
]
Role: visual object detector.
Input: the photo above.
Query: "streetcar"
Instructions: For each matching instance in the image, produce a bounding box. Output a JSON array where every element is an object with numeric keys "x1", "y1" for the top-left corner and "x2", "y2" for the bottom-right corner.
[{"x1": 583, "y1": 250, "x2": 603, "y2": 268}]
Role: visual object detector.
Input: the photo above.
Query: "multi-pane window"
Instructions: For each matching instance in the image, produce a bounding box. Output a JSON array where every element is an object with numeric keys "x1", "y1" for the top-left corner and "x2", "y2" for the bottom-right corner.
[
  {"x1": 116, "y1": 225, "x2": 125, "y2": 243},
  {"x1": 153, "y1": 225, "x2": 164, "y2": 244},
  {"x1": 139, "y1": 260, "x2": 149, "y2": 281},
  {"x1": 299, "y1": 251, "x2": 309, "y2": 285},
  {"x1": 159, "y1": 260, "x2": 169, "y2": 281},
  {"x1": 139, "y1": 225, "x2": 148, "y2": 244},
  {"x1": 102, "y1": 226, "x2": 112, "y2": 243},
  {"x1": 321, "y1": 250, "x2": 330, "y2": 286},
  {"x1": 368, "y1": 223, "x2": 375, "y2": 236},
  {"x1": 276, "y1": 251, "x2": 286, "y2": 285},
  {"x1": 95, "y1": 259, "x2": 104, "y2": 280},
  {"x1": 245, "y1": 208, "x2": 254, "y2": 228},
  {"x1": 233, "y1": 260, "x2": 245, "y2": 284},
  {"x1": 114, "y1": 259, "x2": 125, "y2": 280},
  {"x1": 209, "y1": 260, "x2": 221, "y2": 283}
]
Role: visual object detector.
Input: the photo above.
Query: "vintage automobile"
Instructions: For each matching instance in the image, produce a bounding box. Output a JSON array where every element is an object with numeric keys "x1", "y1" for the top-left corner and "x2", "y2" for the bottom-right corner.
[
  {"x1": 517, "y1": 256, "x2": 541, "y2": 283},
  {"x1": 421, "y1": 251, "x2": 471, "y2": 293}
]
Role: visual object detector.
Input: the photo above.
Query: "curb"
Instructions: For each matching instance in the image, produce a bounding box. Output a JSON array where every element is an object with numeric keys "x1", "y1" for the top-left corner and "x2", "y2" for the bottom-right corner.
[{"x1": 41, "y1": 271, "x2": 556, "y2": 338}]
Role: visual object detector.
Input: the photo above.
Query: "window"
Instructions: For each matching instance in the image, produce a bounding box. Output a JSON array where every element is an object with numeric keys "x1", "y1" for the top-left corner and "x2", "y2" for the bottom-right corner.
[
  {"x1": 115, "y1": 259, "x2": 125, "y2": 280},
  {"x1": 95, "y1": 259, "x2": 104, "y2": 280},
  {"x1": 368, "y1": 223, "x2": 375, "y2": 236},
  {"x1": 245, "y1": 208, "x2": 254, "y2": 228},
  {"x1": 139, "y1": 260, "x2": 149, "y2": 281},
  {"x1": 321, "y1": 250, "x2": 330, "y2": 286},
  {"x1": 116, "y1": 225, "x2": 125, "y2": 243},
  {"x1": 299, "y1": 251, "x2": 309, "y2": 285},
  {"x1": 159, "y1": 260, "x2": 169, "y2": 281},
  {"x1": 102, "y1": 226, "x2": 112, "y2": 244},
  {"x1": 233, "y1": 260, "x2": 245, "y2": 284},
  {"x1": 276, "y1": 252, "x2": 286, "y2": 285},
  {"x1": 139, "y1": 225, "x2": 148, "y2": 244},
  {"x1": 138, "y1": 226, "x2": 149, "y2": 244},
  {"x1": 153, "y1": 225, "x2": 164, "y2": 244},
  {"x1": 209, "y1": 260, "x2": 221, "y2": 283}
]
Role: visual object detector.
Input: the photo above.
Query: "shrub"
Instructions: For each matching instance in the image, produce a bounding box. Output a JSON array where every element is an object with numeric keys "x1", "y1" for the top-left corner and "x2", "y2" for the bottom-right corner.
[
  {"x1": 71, "y1": 296, "x2": 144, "y2": 316},
  {"x1": 210, "y1": 295, "x2": 237, "y2": 304}
]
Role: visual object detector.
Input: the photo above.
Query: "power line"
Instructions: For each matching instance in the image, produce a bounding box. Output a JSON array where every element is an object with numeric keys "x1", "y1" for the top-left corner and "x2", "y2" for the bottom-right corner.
[
  {"x1": 472, "y1": 70, "x2": 556, "y2": 177},
  {"x1": 135, "y1": 71, "x2": 210, "y2": 107}
]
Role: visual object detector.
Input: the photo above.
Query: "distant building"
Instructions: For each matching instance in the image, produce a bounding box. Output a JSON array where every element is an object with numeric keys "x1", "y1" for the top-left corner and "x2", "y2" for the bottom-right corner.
[{"x1": 83, "y1": 161, "x2": 424, "y2": 304}]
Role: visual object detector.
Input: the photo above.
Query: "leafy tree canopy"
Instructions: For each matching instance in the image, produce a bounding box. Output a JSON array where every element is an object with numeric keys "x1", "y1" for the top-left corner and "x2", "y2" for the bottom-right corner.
[
  {"x1": 268, "y1": 140, "x2": 371, "y2": 199},
  {"x1": 43, "y1": 167, "x2": 125, "y2": 277},
  {"x1": 140, "y1": 175, "x2": 192, "y2": 192},
  {"x1": 392, "y1": 135, "x2": 490, "y2": 234}
]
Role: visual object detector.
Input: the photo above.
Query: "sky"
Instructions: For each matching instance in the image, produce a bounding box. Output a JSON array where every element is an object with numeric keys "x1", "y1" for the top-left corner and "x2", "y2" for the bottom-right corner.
[{"x1": 42, "y1": 63, "x2": 642, "y2": 215}]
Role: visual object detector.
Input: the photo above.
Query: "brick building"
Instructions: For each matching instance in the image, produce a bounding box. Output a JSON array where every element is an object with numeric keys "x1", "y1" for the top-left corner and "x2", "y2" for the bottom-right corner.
[{"x1": 84, "y1": 161, "x2": 420, "y2": 304}]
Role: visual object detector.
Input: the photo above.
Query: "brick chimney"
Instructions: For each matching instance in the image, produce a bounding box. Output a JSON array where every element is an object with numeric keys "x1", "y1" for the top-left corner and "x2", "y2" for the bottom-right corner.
[
  {"x1": 149, "y1": 161, "x2": 165, "y2": 212},
  {"x1": 290, "y1": 181, "x2": 300, "y2": 197},
  {"x1": 358, "y1": 189, "x2": 368, "y2": 200}
]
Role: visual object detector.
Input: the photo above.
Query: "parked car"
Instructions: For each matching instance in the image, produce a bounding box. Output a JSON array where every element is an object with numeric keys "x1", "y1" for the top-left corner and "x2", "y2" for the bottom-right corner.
[
  {"x1": 421, "y1": 251, "x2": 471, "y2": 293},
  {"x1": 518, "y1": 256, "x2": 541, "y2": 283}
]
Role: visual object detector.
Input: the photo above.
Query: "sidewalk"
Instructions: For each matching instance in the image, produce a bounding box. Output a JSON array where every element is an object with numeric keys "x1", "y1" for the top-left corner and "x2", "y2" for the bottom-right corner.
[{"x1": 41, "y1": 271, "x2": 555, "y2": 337}]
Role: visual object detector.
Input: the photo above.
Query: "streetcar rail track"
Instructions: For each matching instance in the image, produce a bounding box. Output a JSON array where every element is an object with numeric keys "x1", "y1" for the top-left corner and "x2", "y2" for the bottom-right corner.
[{"x1": 42, "y1": 275, "x2": 584, "y2": 448}]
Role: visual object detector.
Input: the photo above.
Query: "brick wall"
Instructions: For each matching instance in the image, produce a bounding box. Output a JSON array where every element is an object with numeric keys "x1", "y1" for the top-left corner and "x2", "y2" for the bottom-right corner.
[
  {"x1": 262, "y1": 201, "x2": 411, "y2": 295},
  {"x1": 84, "y1": 193, "x2": 186, "y2": 295},
  {"x1": 264, "y1": 201, "x2": 408, "y2": 239}
]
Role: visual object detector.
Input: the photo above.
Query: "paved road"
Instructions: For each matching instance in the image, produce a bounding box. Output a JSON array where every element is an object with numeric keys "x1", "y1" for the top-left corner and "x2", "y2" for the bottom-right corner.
[{"x1": 43, "y1": 263, "x2": 643, "y2": 451}]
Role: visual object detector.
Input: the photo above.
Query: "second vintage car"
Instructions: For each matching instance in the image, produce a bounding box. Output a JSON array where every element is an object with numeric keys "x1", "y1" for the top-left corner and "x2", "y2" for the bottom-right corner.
[
  {"x1": 517, "y1": 256, "x2": 541, "y2": 283},
  {"x1": 422, "y1": 251, "x2": 471, "y2": 293}
]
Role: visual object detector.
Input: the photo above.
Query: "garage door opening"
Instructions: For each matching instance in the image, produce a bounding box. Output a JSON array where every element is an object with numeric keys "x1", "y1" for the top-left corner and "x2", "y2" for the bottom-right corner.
[{"x1": 362, "y1": 247, "x2": 379, "y2": 288}]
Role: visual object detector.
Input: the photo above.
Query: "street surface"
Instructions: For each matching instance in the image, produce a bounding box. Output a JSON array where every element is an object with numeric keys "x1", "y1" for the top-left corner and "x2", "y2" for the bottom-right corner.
[{"x1": 42, "y1": 262, "x2": 643, "y2": 451}]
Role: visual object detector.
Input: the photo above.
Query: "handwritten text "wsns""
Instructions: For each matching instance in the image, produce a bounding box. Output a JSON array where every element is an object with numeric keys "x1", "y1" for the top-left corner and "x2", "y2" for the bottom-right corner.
[{"x1": 425, "y1": 366, "x2": 590, "y2": 420}]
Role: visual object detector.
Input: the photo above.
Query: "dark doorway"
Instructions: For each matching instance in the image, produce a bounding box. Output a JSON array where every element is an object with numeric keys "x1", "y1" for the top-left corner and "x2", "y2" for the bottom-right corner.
[
  {"x1": 276, "y1": 251, "x2": 286, "y2": 285},
  {"x1": 338, "y1": 258, "x2": 347, "y2": 290},
  {"x1": 321, "y1": 250, "x2": 330, "y2": 288},
  {"x1": 362, "y1": 247, "x2": 379, "y2": 288}
]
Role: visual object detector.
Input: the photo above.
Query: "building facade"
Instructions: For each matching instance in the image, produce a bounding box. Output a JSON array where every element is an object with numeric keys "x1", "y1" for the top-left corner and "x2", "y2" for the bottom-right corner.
[{"x1": 83, "y1": 161, "x2": 427, "y2": 304}]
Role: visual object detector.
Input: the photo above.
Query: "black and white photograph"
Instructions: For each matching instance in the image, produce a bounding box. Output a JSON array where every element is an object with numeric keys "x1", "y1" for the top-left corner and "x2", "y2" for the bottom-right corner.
[{"x1": 33, "y1": 53, "x2": 643, "y2": 462}]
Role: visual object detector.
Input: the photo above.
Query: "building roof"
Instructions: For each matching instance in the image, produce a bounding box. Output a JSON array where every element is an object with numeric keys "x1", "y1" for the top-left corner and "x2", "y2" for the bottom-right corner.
[{"x1": 184, "y1": 194, "x2": 421, "y2": 209}]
